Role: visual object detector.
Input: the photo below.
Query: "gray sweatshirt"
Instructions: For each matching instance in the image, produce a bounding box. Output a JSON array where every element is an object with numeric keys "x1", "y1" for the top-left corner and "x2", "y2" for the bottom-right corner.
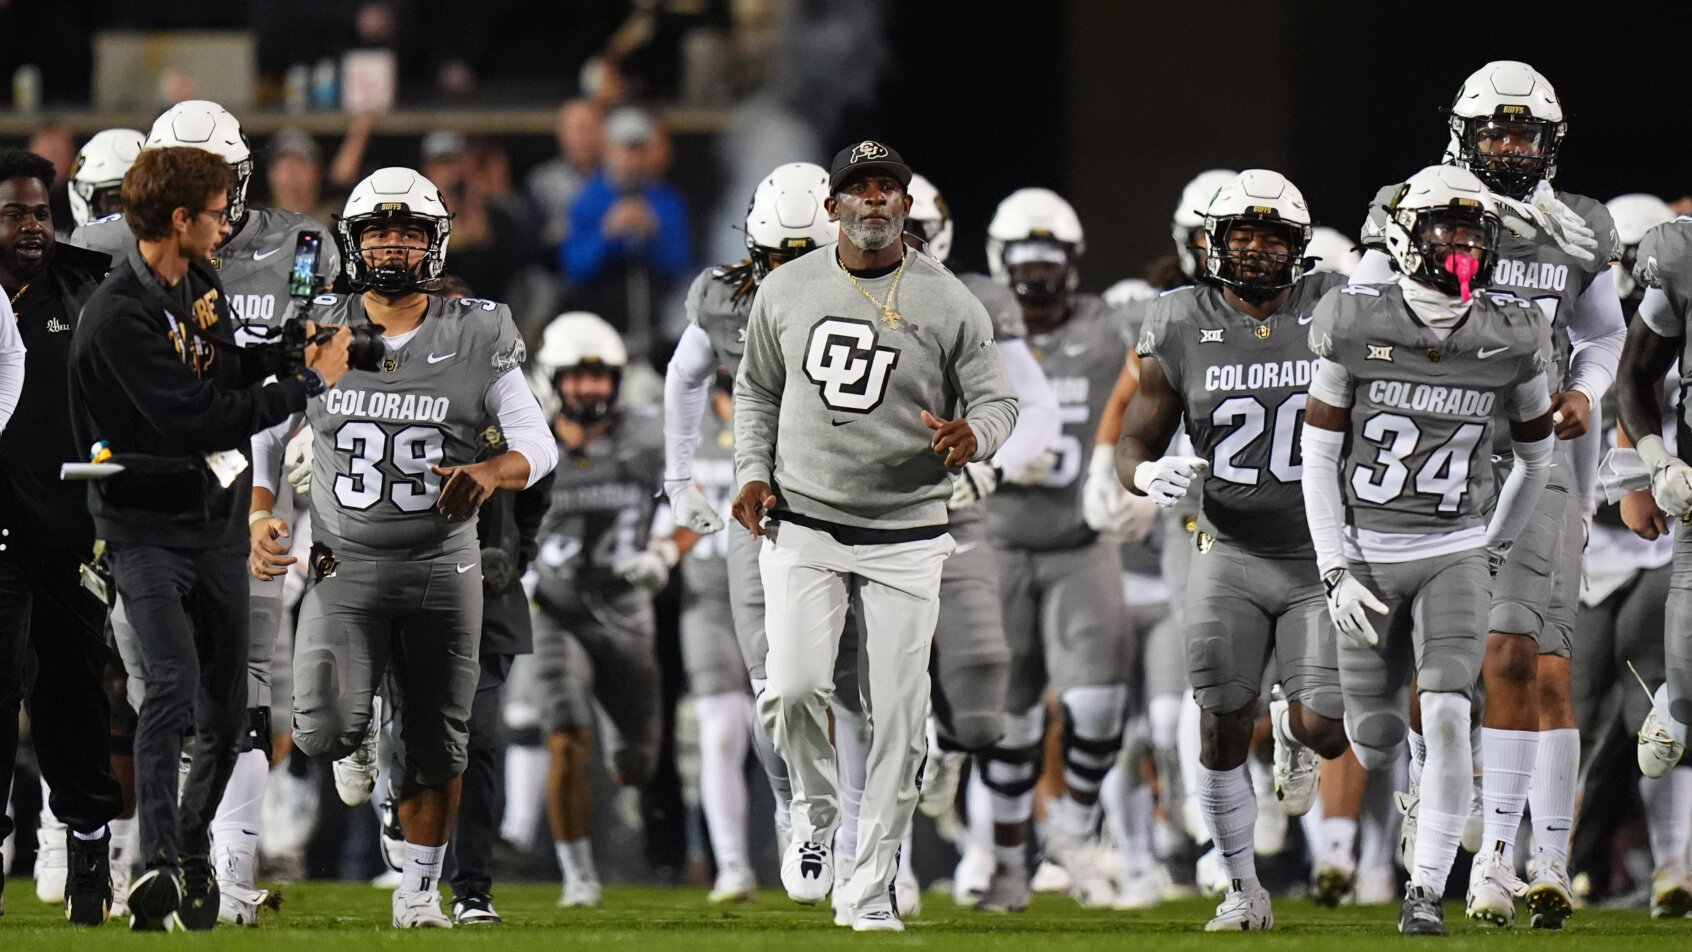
[{"x1": 734, "y1": 247, "x2": 1018, "y2": 531}]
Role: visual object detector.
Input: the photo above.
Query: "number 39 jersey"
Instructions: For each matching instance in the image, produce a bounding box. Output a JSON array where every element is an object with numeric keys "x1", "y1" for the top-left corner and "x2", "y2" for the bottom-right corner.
[
  {"x1": 1308, "y1": 282, "x2": 1552, "y2": 541},
  {"x1": 986, "y1": 294, "x2": 1127, "y2": 552},
  {"x1": 301, "y1": 293, "x2": 527, "y2": 559},
  {"x1": 1135, "y1": 273, "x2": 1346, "y2": 557}
]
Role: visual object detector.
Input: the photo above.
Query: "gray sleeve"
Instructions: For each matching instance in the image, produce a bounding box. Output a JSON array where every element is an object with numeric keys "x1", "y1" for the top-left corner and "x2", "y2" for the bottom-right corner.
[
  {"x1": 1640, "y1": 287, "x2": 1682, "y2": 338},
  {"x1": 732, "y1": 291, "x2": 783, "y2": 487},
  {"x1": 1505, "y1": 374, "x2": 1551, "y2": 422},
  {"x1": 949, "y1": 296, "x2": 1019, "y2": 461},
  {"x1": 1349, "y1": 249, "x2": 1396, "y2": 285}
]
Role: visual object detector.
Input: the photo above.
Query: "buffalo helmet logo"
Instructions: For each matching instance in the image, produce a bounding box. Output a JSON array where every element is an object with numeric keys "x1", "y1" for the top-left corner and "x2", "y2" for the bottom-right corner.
[{"x1": 850, "y1": 141, "x2": 889, "y2": 163}]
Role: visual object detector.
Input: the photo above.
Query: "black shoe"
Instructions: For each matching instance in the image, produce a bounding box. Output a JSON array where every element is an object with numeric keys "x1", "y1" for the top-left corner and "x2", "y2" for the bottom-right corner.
[
  {"x1": 1399, "y1": 884, "x2": 1449, "y2": 936},
  {"x1": 452, "y1": 893, "x2": 503, "y2": 925},
  {"x1": 176, "y1": 855, "x2": 220, "y2": 931},
  {"x1": 64, "y1": 830, "x2": 113, "y2": 926},
  {"x1": 127, "y1": 867, "x2": 181, "y2": 932}
]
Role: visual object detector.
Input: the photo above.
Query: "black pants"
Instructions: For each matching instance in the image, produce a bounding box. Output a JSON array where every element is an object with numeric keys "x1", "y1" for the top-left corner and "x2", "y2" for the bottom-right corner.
[
  {"x1": 449, "y1": 651, "x2": 514, "y2": 899},
  {"x1": 0, "y1": 544, "x2": 120, "y2": 842},
  {"x1": 108, "y1": 542, "x2": 249, "y2": 870}
]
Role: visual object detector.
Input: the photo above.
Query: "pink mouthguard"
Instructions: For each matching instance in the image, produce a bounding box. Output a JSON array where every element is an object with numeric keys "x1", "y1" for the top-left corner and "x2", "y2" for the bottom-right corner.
[{"x1": 1442, "y1": 253, "x2": 1480, "y2": 302}]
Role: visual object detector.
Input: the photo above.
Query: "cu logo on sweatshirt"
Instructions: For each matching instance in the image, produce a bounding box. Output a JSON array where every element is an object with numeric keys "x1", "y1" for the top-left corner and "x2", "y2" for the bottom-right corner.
[{"x1": 803, "y1": 317, "x2": 899, "y2": 413}]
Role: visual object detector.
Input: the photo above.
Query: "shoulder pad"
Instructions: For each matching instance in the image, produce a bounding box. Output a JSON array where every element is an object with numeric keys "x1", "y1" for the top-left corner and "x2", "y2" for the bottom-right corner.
[{"x1": 1635, "y1": 219, "x2": 1692, "y2": 292}]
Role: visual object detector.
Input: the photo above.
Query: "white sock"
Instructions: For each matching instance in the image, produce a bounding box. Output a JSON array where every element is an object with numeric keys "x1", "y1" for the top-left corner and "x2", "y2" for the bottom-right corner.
[
  {"x1": 1198, "y1": 764, "x2": 1259, "y2": 891},
  {"x1": 1407, "y1": 729, "x2": 1426, "y2": 797},
  {"x1": 1641, "y1": 767, "x2": 1692, "y2": 873},
  {"x1": 1321, "y1": 816, "x2": 1358, "y2": 868},
  {"x1": 1178, "y1": 691, "x2": 1206, "y2": 843},
  {"x1": 694, "y1": 692, "x2": 753, "y2": 870},
  {"x1": 1480, "y1": 727, "x2": 1537, "y2": 866},
  {"x1": 1119, "y1": 785, "x2": 1157, "y2": 880},
  {"x1": 994, "y1": 841, "x2": 1023, "y2": 872},
  {"x1": 211, "y1": 748, "x2": 269, "y2": 887},
  {"x1": 1049, "y1": 791, "x2": 1098, "y2": 843},
  {"x1": 964, "y1": 768, "x2": 994, "y2": 854},
  {"x1": 71, "y1": 824, "x2": 108, "y2": 840},
  {"x1": 109, "y1": 816, "x2": 138, "y2": 860},
  {"x1": 400, "y1": 841, "x2": 446, "y2": 894},
  {"x1": 831, "y1": 700, "x2": 869, "y2": 866},
  {"x1": 500, "y1": 744, "x2": 548, "y2": 845},
  {"x1": 555, "y1": 837, "x2": 598, "y2": 885},
  {"x1": 1527, "y1": 727, "x2": 1578, "y2": 870},
  {"x1": 1413, "y1": 692, "x2": 1473, "y2": 891}
]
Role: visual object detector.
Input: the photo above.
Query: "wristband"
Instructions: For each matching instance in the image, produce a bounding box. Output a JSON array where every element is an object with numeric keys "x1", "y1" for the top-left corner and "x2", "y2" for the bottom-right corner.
[
  {"x1": 1321, "y1": 567, "x2": 1346, "y2": 596},
  {"x1": 300, "y1": 367, "x2": 328, "y2": 397},
  {"x1": 248, "y1": 509, "x2": 273, "y2": 526}
]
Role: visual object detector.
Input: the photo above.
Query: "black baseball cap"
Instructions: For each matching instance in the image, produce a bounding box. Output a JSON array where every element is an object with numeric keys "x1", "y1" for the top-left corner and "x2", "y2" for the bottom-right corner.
[{"x1": 828, "y1": 140, "x2": 912, "y2": 194}]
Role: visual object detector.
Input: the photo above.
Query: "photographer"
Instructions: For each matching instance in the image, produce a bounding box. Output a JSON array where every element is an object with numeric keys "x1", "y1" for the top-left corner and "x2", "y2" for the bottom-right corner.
[{"x1": 68, "y1": 146, "x2": 349, "y2": 931}]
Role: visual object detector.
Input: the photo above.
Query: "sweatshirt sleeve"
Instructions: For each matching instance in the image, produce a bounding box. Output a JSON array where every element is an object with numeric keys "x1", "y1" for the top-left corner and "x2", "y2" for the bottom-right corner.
[
  {"x1": 949, "y1": 295, "x2": 1018, "y2": 461},
  {"x1": 732, "y1": 290, "x2": 783, "y2": 488},
  {"x1": 0, "y1": 293, "x2": 25, "y2": 435}
]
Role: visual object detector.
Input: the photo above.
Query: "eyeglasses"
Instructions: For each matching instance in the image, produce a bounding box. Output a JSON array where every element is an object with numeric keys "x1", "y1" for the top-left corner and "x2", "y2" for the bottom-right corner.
[{"x1": 196, "y1": 206, "x2": 231, "y2": 225}]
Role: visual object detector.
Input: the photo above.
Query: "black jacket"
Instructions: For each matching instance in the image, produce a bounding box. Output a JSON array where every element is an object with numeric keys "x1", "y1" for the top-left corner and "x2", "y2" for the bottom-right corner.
[
  {"x1": 476, "y1": 464, "x2": 553, "y2": 658},
  {"x1": 0, "y1": 243, "x2": 109, "y2": 549},
  {"x1": 69, "y1": 243, "x2": 312, "y2": 548}
]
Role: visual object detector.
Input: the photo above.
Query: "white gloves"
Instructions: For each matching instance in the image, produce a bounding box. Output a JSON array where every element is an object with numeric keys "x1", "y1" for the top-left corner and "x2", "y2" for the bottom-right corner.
[
  {"x1": 616, "y1": 538, "x2": 680, "y2": 592},
  {"x1": 666, "y1": 479, "x2": 725, "y2": 535},
  {"x1": 284, "y1": 428, "x2": 313, "y2": 497},
  {"x1": 1132, "y1": 455, "x2": 1208, "y2": 508},
  {"x1": 1082, "y1": 445, "x2": 1151, "y2": 539},
  {"x1": 1638, "y1": 434, "x2": 1692, "y2": 518},
  {"x1": 1004, "y1": 450, "x2": 1059, "y2": 487},
  {"x1": 949, "y1": 461, "x2": 1000, "y2": 510},
  {"x1": 1324, "y1": 568, "x2": 1388, "y2": 648},
  {"x1": 1494, "y1": 180, "x2": 1598, "y2": 262}
]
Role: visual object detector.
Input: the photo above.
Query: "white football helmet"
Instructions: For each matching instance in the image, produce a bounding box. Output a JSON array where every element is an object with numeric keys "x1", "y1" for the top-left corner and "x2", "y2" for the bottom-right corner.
[
  {"x1": 1445, "y1": 61, "x2": 1565, "y2": 200},
  {"x1": 534, "y1": 311, "x2": 628, "y2": 423},
  {"x1": 1103, "y1": 277, "x2": 1157, "y2": 309},
  {"x1": 145, "y1": 100, "x2": 255, "y2": 224},
  {"x1": 1607, "y1": 193, "x2": 1676, "y2": 300},
  {"x1": 745, "y1": 162, "x2": 832, "y2": 279},
  {"x1": 905, "y1": 173, "x2": 953, "y2": 263},
  {"x1": 334, "y1": 167, "x2": 453, "y2": 294},
  {"x1": 1306, "y1": 226, "x2": 1362, "y2": 275},
  {"x1": 987, "y1": 188, "x2": 1084, "y2": 304},
  {"x1": 1381, "y1": 165, "x2": 1503, "y2": 298},
  {"x1": 1201, "y1": 169, "x2": 1313, "y2": 299},
  {"x1": 1173, "y1": 169, "x2": 1237, "y2": 279},
  {"x1": 68, "y1": 128, "x2": 144, "y2": 227}
]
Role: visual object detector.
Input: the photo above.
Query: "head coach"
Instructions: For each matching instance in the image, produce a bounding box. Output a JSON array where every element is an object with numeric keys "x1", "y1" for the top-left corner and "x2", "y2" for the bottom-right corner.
[
  {"x1": 729, "y1": 140, "x2": 1017, "y2": 930},
  {"x1": 68, "y1": 145, "x2": 350, "y2": 930}
]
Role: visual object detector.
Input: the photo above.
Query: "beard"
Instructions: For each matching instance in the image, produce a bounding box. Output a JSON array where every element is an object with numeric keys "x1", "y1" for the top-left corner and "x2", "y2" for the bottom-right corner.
[
  {"x1": 840, "y1": 212, "x2": 904, "y2": 253},
  {"x1": 0, "y1": 241, "x2": 49, "y2": 280}
]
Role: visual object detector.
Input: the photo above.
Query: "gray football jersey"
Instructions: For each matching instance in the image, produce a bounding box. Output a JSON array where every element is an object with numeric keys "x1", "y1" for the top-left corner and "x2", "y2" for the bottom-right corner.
[
  {"x1": 533, "y1": 406, "x2": 666, "y2": 606},
  {"x1": 1136, "y1": 272, "x2": 1347, "y2": 556},
  {"x1": 1635, "y1": 217, "x2": 1692, "y2": 454},
  {"x1": 682, "y1": 405, "x2": 736, "y2": 595},
  {"x1": 685, "y1": 266, "x2": 755, "y2": 376},
  {"x1": 1308, "y1": 282, "x2": 1552, "y2": 536},
  {"x1": 302, "y1": 293, "x2": 526, "y2": 559},
  {"x1": 986, "y1": 294, "x2": 1125, "y2": 551},
  {"x1": 71, "y1": 206, "x2": 340, "y2": 335},
  {"x1": 956, "y1": 272, "x2": 1027, "y2": 340}
]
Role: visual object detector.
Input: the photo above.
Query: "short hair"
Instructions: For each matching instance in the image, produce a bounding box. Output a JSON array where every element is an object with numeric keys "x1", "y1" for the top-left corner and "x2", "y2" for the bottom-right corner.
[
  {"x1": 121, "y1": 147, "x2": 234, "y2": 242},
  {"x1": 438, "y1": 273, "x2": 474, "y2": 299},
  {"x1": 0, "y1": 149, "x2": 55, "y2": 192}
]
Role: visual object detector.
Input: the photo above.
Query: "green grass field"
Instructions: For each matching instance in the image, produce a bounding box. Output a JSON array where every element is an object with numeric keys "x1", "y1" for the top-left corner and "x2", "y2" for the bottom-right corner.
[{"x1": 1, "y1": 884, "x2": 1688, "y2": 950}]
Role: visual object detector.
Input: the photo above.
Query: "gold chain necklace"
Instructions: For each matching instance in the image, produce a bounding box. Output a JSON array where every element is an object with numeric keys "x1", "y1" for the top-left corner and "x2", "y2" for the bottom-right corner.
[
  {"x1": 8, "y1": 282, "x2": 29, "y2": 306},
  {"x1": 838, "y1": 250, "x2": 907, "y2": 329}
]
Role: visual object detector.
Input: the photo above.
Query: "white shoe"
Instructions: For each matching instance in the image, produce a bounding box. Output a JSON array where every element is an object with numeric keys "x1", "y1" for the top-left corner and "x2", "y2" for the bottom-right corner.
[
  {"x1": 1030, "y1": 857, "x2": 1071, "y2": 894},
  {"x1": 392, "y1": 888, "x2": 452, "y2": 928},
  {"x1": 1639, "y1": 706, "x2": 1686, "y2": 779},
  {"x1": 1250, "y1": 762, "x2": 1287, "y2": 856},
  {"x1": 952, "y1": 845, "x2": 994, "y2": 907},
  {"x1": 34, "y1": 822, "x2": 66, "y2": 903},
  {"x1": 1651, "y1": 865, "x2": 1692, "y2": 919},
  {"x1": 1461, "y1": 777, "x2": 1484, "y2": 854},
  {"x1": 895, "y1": 869, "x2": 921, "y2": 917},
  {"x1": 852, "y1": 908, "x2": 904, "y2": 931},
  {"x1": 217, "y1": 882, "x2": 270, "y2": 926},
  {"x1": 1195, "y1": 847, "x2": 1229, "y2": 896},
  {"x1": 1356, "y1": 861, "x2": 1398, "y2": 905},
  {"x1": 779, "y1": 840, "x2": 832, "y2": 905},
  {"x1": 1204, "y1": 884, "x2": 1273, "y2": 931},
  {"x1": 1269, "y1": 685, "x2": 1318, "y2": 816},
  {"x1": 334, "y1": 697, "x2": 382, "y2": 806},
  {"x1": 831, "y1": 889, "x2": 851, "y2": 927},
  {"x1": 708, "y1": 865, "x2": 756, "y2": 903},
  {"x1": 1394, "y1": 790, "x2": 1419, "y2": 872},
  {"x1": 377, "y1": 799, "x2": 404, "y2": 873},
  {"x1": 1312, "y1": 849, "x2": 1357, "y2": 908},
  {"x1": 1523, "y1": 858, "x2": 1573, "y2": 930},
  {"x1": 1111, "y1": 866, "x2": 1166, "y2": 910},
  {"x1": 1048, "y1": 835, "x2": 1115, "y2": 908},
  {"x1": 919, "y1": 747, "x2": 966, "y2": 818},
  {"x1": 558, "y1": 880, "x2": 603, "y2": 908},
  {"x1": 109, "y1": 831, "x2": 134, "y2": 919},
  {"x1": 1466, "y1": 849, "x2": 1524, "y2": 927}
]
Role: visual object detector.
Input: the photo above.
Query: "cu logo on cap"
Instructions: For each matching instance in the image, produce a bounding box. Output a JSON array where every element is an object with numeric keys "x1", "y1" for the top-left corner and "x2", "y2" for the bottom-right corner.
[
  {"x1": 851, "y1": 141, "x2": 888, "y2": 163},
  {"x1": 804, "y1": 318, "x2": 899, "y2": 412}
]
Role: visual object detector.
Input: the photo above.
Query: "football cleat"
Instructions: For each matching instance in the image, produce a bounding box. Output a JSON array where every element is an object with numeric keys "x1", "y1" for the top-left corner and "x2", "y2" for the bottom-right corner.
[
  {"x1": 557, "y1": 880, "x2": 603, "y2": 908},
  {"x1": 852, "y1": 909, "x2": 904, "y2": 932},
  {"x1": 1047, "y1": 835, "x2": 1116, "y2": 908},
  {"x1": 1651, "y1": 867, "x2": 1692, "y2": 919},
  {"x1": 392, "y1": 888, "x2": 452, "y2": 928},
  {"x1": 1394, "y1": 790, "x2": 1419, "y2": 872},
  {"x1": 1204, "y1": 882, "x2": 1273, "y2": 931},
  {"x1": 952, "y1": 844, "x2": 994, "y2": 907},
  {"x1": 34, "y1": 820, "x2": 67, "y2": 904},
  {"x1": 1639, "y1": 707, "x2": 1686, "y2": 779},
  {"x1": 1399, "y1": 884, "x2": 1448, "y2": 935},
  {"x1": 333, "y1": 697, "x2": 382, "y2": 806},
  {"x1": 1524, "y1": 859, "x2": 1573, "y2": 930},
  {"x1": 126, "y1": 867, "x2": 180, "y2": 932},
  {"x1": 451, "y1": 893, "x2": 502, "y2": 925},
  {"x1": 217, "y1": 881, "x2": 271, "y2": 926},
  {"x1": 175, "y1": 855, "x2": 219, "y2": 931},
  {"x1": 62, "y1": 830, "x2": 112, "y2": 926},
  {"x1": 978, "y1": 861, "x2": 1030, "y2": 913},
  {"x1": 1466, "y1": 849, "x2": 1524, "y2": 927},
  {"x1": 1312, "y1": 854, "x2": 1356, "y2": 909},
  {"x1": 707, "y1": 864, "x2": 756, "y2": 904},
  {"x1": 894, "y1": 867, "x2": 921, "y2": 918},
  {"x1": 1269, "y1": 684, "x2": 1319, "y2": 816},
  {"x1": 779, "y1": 840, "x2": 832, "y2": 905}
]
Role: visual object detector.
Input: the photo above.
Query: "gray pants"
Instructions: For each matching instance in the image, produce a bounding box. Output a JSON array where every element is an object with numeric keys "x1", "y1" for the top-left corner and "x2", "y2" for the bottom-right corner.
[
  {"x1": 1665, "y1": 524, "x2": 1692, "y2": 731},
  {"x1": 1342, "y1": 549, "x2": 1490, "y2": 755},
  {"x1": 998, "y1": 538, "x2": 1131, "y2": 711},
  {"x1": 931, "y1": 514, "x2": 1010, "y2": 751},
  {"x1": 681, "y1": 581, "x2": 744, "y2": 698},
  {"x1": 1489, "y1": 483, "x2": 1571, "y2": 655},
  {"x1": 291, "y1": 549, "x2": 482, "y2": 787},
  {"x1": 531, "y1": 587, "x2": 662, "y2": 787},
  {"x1": 1573, "y1": 564, "x2": 1669, "y2": 736},
  {"x1": 1184, "y1": 536, "x2": 1341, "y2": 719}
]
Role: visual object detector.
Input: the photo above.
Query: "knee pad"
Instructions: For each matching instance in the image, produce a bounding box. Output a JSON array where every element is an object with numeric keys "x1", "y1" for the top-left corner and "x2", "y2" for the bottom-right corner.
[
  {"x1": 980, "y1": 703, "x2": 1045, "y2": 799},
  {"x1": 939, "y1": 710, "x2": 1003, "y2": 753},
  {"x1": 1420, "y1": 690, "x2": 1472, "y2": 739},
  {"x1": 1061, "y1": 685, "x2": 1127, "y2": 794},
  {"x1": 1344, "y1": 707, "x2": 1406, "y2": 772}
]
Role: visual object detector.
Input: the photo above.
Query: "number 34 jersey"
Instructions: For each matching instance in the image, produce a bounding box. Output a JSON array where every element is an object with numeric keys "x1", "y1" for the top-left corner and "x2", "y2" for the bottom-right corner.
[
  {"x1": 301, "y1": 293, "x2": 527, "y2": 559},
  {"x1": 1307, "y1": 282, "x2": 1552, "y2": 545},
  {"x1": 1135, "y1": 273, "x2": 1346, "y2": 557}
]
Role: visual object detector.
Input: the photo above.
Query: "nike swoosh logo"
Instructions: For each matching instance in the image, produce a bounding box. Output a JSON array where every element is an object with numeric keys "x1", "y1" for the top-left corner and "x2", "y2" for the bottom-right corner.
[
  {"x1": 253, "y1": 248, "x2": 282, "y2": 261},
  {"x1": 1478, "y1": 346, "x2": 1508, "y2": 359},
  {"x1": 1298, "y1": 314, "x2": 1315, "y2": 325},
  {"x1": 830, "y1": 418, "x2": 856, "y2": 426},
  {"x1": 456, "y1": 563, "x2": 476, "y2": 574},
  {"x1": 428, "y1": 353, "x2": 456, "y2": 364}
]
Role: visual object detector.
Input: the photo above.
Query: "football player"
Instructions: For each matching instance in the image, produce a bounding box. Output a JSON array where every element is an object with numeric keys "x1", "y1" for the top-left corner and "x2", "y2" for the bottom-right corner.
[
  {"x1": 250, "y1": 167, "x2": 555, "y2": 927},
  {"x1": 73, "y1": 100, "x2": 343, "y2": 926},
  {"x1": 1353, "y1": 63, "x2": 1623, "y2": 930},
  {"x1": 972, "y1": 188, "x2": 1136, "y2": 910},
  {"x1": 67, "y1": 128, "x2": 144, "y2": 228},
  {"x1": 1302, "y1": 165, "x2": 1555, "y2": 935},
  {"x1": 1118, "y1": 170, "x2": 1354, "y2": 930}
]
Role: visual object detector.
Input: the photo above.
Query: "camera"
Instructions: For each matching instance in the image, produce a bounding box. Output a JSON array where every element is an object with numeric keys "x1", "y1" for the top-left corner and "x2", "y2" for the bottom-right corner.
[{"x1": 252, "y1": 317, "x2": 387, "y2": 377}]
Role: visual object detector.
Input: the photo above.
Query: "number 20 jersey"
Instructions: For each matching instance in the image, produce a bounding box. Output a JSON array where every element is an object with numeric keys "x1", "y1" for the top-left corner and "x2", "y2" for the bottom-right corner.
[
  {"x1": 1307, "y1": 282, "x2": 1552, "y2": 540},
  {"x1": 1135, "y1": 273, "x2": 1346, "y2": 557},
  {"x1": 301, "y1": 293, "x2": 527, "y2": 559}
]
